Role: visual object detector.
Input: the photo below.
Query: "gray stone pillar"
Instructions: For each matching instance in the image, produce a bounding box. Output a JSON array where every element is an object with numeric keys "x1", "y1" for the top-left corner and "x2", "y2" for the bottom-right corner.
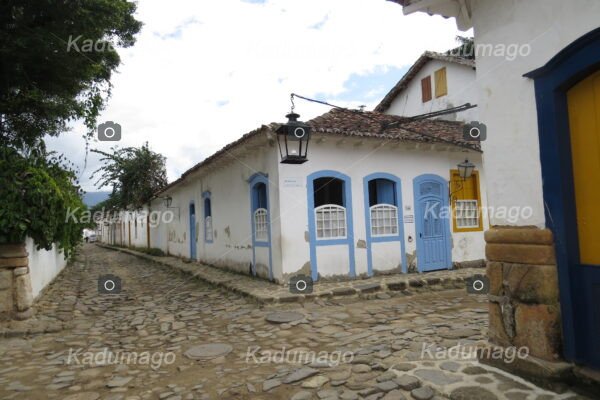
[{"x1": 0, "y1": 243, "x2": 34, "y2": 320}]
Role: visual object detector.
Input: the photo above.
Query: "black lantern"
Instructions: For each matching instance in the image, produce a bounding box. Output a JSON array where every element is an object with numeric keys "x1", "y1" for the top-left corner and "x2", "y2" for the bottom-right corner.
[
  {"x1": 276, "y1": 112, "x2": 311, "y2": 164},
  {"x1": 457, "y1": 159, "x2": 475, "y2": 180}
]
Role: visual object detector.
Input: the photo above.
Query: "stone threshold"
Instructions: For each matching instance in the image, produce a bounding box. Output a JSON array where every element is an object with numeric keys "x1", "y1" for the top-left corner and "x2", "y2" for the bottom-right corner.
[{"x1": 98, "y1": 244, "x2": 484, "y2": 304}]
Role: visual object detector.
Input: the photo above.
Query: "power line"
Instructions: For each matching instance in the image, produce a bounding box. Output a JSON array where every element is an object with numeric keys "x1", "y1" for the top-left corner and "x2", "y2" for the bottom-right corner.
[{"x1": 290, "y1": 93, "x2": 479, "y2": 149}]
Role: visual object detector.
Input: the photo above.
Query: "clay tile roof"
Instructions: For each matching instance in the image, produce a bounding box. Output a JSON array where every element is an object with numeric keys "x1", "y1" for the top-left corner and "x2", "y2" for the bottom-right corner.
[
  {"x1": 154, "y1": 108, "x2": 479, "y2": 199},
  {"x1": 307, "y1": 108, "x2": 480, "y2": 151},
  {"x1": 374, "y1": 51, "x2": 475, "y2": 112}
]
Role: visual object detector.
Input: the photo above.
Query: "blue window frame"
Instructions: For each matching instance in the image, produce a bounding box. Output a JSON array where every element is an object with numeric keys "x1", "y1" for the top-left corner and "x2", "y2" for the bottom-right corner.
[
  {"x1": 307, "y1": 170, "x2": 355, "y2": 280},
  {"x1": 202, "y1": 191, "x2": 213, "y2": 243},
  {"x1": 363, "y1": 173, "x2": 407, "y2": 276},
  {"x1": 248, "y1": 173, "x2": 273, "y2": 280}
]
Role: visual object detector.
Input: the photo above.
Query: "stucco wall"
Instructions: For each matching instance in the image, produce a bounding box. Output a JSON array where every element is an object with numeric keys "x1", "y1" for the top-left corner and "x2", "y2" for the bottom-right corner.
[
  {"x1": 26, "y1": 237, "x2": 68, "y2": 299},
  {"x1": 141, "y1": 135, "x2": 283, "y2": 280},
  {"x1": 97, "y1": 134, "x2": 487, "y2": 281},
  {"x1": 386, "y1": 60, "x2": 478, "y2": 122},
  {"x1": 277, "y1": 137, "x2": 487, "y2": 278},
  {"x1": 471, "y1": 0, "x2": 600, "y2": 227}
]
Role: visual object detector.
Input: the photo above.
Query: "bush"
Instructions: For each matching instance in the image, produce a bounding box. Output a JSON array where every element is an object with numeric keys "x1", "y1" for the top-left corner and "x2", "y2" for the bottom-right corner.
[{"x1": 0, "y1": 147, "x2": 87, "y2": 258}]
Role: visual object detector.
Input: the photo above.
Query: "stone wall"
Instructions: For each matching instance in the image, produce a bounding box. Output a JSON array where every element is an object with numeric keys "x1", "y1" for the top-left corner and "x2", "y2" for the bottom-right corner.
[
  {"x1": 0, "y1": 243, "x2": 34, "y2": 320},
  {"x1": 485, "y1": 227, "x2": 562, "y2": 361}
]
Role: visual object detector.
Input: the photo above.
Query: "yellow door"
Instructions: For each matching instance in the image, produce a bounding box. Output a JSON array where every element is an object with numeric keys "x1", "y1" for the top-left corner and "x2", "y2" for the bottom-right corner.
[{"x1": 567, "y1": 69, "x2": 600, "y2": 265}]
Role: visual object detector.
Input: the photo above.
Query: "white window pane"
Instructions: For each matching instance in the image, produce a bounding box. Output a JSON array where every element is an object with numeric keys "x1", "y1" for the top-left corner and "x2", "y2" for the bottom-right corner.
[
  {"x1": 370, "y1": 204, "x2": 398, "y2": 237},
  {"x1": 315, "y1": 205, "x2": 347, "y2": 239},
  {"x1": 455, "y1": 200, "x2": 479, "y2": 228}
]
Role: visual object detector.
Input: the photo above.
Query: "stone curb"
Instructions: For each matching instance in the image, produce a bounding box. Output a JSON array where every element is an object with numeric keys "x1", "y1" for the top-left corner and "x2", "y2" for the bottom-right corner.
[{"x1": 97, "y1": 244, "x2": 483, "y2": 304}]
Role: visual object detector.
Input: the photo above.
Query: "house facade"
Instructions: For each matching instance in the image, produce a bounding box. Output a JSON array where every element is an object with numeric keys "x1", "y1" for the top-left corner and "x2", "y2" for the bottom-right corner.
[
  {"x1": 100, "y1": 109, "x2": 487, "y2": 283},
  {"x1": 375, "y1": 51, "x2": 477, "y2": 122},
  {"x1": 392, "y1": 0, "x2": 600, "y2": 375}
]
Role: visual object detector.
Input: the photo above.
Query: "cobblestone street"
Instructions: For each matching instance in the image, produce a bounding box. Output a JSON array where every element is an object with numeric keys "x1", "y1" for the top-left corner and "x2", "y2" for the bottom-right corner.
[{"x1": 0, "y1": 245, "x2": 591, "y2": 400}]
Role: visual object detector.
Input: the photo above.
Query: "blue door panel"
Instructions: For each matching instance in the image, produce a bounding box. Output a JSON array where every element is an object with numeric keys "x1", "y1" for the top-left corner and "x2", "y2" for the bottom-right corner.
[
  {"x1": 189, "y1": 203, "x2": 197, "y2": 260},
  {"x1": 414, "y1": 175, "x2": 451, "y2": 272}
]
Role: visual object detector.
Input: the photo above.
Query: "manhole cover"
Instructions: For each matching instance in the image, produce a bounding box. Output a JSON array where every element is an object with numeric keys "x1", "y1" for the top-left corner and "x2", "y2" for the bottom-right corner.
[
  {"x1": 184, "y1": 343, "x2": 233, "y2": 360},
  {"x1": 265, "y1": 311, "x2": 304, "y2": 324}
]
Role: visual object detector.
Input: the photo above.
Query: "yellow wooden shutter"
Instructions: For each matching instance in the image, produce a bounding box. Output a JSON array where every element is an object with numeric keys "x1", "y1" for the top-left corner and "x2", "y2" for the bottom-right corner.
[{"x1": 435, "y1": 67, "x2": 447, "y2": 98}]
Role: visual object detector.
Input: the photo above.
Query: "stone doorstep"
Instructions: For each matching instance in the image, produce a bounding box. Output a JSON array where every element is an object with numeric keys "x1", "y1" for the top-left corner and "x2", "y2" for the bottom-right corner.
[{"x1": 98, "y1": 244, "x2": 482, "y2": 304}]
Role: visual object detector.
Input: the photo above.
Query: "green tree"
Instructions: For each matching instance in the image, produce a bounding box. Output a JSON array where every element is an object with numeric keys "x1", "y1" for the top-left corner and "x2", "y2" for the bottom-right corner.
[
  {"x1": 446, "y1": 36, "x2": 475, "y2": 59},
  {"x1": 91, "y1": 143, "x2": 168, "y2": 209},
  {"x1": 0, "y1": 146, "x2": 87, "y2": 257},
  {"x1": 0, "y1": 0, "x2": 142, "y2": 149}
]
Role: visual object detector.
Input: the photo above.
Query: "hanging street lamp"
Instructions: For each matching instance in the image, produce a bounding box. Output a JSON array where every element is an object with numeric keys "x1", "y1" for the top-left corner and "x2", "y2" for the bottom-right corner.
[
  {"x1": 457, "y1": 159, "x2": 476, "y2": 180},
  {"x1": 276, "y1": 95, "x2": 311, "y2": 164}
]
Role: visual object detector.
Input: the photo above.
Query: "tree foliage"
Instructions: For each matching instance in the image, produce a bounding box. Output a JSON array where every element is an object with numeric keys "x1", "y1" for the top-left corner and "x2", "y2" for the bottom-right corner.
[
  {"x1": 0, "y1": 146, "x2": 87, "y2": 256},
  {"x1": 91, "y1": 143, "x2": 168, "y2": 209},
  {"x1": 446, "y1": 36, "x2": 475, "y2": 59},
  {"x1": 0, "y1": 0, "x2": 142, "y2": 149}
]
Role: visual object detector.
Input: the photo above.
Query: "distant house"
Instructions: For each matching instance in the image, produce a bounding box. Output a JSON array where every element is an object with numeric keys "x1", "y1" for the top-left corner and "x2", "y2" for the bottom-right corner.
[
  {"x1": 375, "y1": 51, "x2": 477, "y2": 122},
  {"x1": 100, "y1": 108, "x2": 486, "y2": 283}
]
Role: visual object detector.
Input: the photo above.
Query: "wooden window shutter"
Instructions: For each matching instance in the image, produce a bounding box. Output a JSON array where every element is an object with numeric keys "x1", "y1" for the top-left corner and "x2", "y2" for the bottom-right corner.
[
  {"x1": 435, "y1": 67, "x2": 448, "y2": 98},
  {"x1": 421, "y1": 76, "x2": 432, "y2": 103}
]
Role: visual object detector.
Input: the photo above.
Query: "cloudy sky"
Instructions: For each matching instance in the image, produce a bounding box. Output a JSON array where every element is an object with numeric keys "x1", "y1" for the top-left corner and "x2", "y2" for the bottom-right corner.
[{"x1": 46, "y1": 0, "x2": 467, "y2": 192}]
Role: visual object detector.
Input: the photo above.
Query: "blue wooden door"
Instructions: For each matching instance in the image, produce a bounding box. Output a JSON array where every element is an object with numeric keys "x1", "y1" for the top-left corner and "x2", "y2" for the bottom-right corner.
[
  {"x1": 189, "y1": 203, "x2": 197, "y2": 260},
  {"x1": 414, "y1": 175, "x2": 451, "y2": 271}
]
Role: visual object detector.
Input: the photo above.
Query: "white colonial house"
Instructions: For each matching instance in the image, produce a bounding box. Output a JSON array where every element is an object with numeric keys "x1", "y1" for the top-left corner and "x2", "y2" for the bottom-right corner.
[
  {"x1": 391, "y1": 0, "x2": 600, "y2": 378},
  {"x1": 100, "y1": 108, "x2": 487, "y2": 284},
  {"x1": 375, "y1": 51, "x2": 477, "y2": 122}
]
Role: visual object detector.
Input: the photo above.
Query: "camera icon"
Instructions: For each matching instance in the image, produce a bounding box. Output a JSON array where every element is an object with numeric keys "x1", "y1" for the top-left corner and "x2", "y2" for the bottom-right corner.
[
  {"x1": 289, "y1": 275, "x2": 313, "y2": 294},
  {"x1": 98, "y1": 274, "x2": 122, "y2": 294},
  {"x1": 97, "y1": 121, "x2": 122, "y2": 141},
  {"x1": 466, "y1": 274, "x2": 490, "y2": 294},
  {"x1": 463, "y1": 121, "x2": 487, "y2": 141}
]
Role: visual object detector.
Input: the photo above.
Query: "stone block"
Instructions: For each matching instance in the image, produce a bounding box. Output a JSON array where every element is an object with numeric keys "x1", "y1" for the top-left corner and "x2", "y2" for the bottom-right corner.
[
  {"x1": 387, "y1": 281, "x2": 407, "y2": 291},
  {"x1": 0, "y1": 257, "x2": 28, "y2": 268},
  {"x1": 514, "y1": 303, "x2": 561, "y2": 361},
  {"x1": 0, "y1": 244, "x2": 28, "y2": 258},
  {"x1": 503, "y1": 263, "x2": 559, "y2": 304},
  {"x1": 486, "y1": 243, "x2": 556, "y2": 265},
  {"x1": 15, "y1": 273, "x2": 33, "y2": 312},
  {"x1": 0, "y1": 287, "x2": 14, "y2": 314},
  {"x1": 13, "y1": 266, "x2": 29, "y2": 276},
  {"x1": 484, "y1": 227, "x2": 554, "y2": 245},
  {"x1": 488, "y1": 302, "x2": 511, "y2": 347},
  {"x1": 0, "y1": 269, "x2": 12, "y2": 290},
  {"x1": 486, "y1": 262, "x2": 503, "y2": 296}
]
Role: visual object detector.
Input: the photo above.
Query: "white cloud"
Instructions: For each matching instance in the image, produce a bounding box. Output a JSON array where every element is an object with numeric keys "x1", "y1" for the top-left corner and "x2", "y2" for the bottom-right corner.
[{"x1": 46, "y1": 0, "x2": 467, "y2": 191}]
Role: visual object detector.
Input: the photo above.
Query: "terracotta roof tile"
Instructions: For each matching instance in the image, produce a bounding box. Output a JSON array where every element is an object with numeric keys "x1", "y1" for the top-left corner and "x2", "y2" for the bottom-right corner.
[{"x1": 307, "y1": 108, "x2": 480, "y2": 151}]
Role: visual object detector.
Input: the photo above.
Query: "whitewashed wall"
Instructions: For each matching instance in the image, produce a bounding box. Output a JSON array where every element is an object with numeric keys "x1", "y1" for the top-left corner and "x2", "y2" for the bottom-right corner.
[
  {"x1": 26, "y1": 237, "x2": 67, "y2": 299},
  {"x1": 470, "y1": 0, "x2": 600, "y2": 227},
  {"x1": 278, "y1": 136, "x2": 487, "y2": 278},
  {"x1": 386, "y1": 60, "x2": 478, "y2": 122},
  {"x1": 98, "y1": 132, "x2": 487, "y2": 281},
  {"x1": 145, "y1": 135, "x2": 283, "y2": 281}
]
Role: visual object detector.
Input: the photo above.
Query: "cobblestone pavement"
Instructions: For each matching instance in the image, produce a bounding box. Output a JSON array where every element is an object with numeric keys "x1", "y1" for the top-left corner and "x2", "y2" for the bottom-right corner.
[
  {"x1": 0, "y1": 245, "x2": 592, "y2": 400},
  {"x1": 98, "y1": 244, "x2": 485, "y2": 304}
]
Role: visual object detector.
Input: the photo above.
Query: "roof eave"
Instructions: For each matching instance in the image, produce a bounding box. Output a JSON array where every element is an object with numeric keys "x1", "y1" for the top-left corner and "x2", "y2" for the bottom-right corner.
[{"x1": 389, "y1": 0, "x2": 473, "y2": 31}]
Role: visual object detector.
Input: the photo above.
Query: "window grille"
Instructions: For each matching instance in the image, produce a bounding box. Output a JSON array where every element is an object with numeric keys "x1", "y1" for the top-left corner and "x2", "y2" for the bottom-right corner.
[
  {"x1": 370, "y1": 204, "x2": 398, "y2": 236},
  {"x1": 254, "y1": 208, "x2": 268, "y2": 241},
  {"x1": 455, "y1": 200, "x2": 479, "y2": 228},
  {"x1": 315, "y1": 205, "x2": 346, "y2": 239}
]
